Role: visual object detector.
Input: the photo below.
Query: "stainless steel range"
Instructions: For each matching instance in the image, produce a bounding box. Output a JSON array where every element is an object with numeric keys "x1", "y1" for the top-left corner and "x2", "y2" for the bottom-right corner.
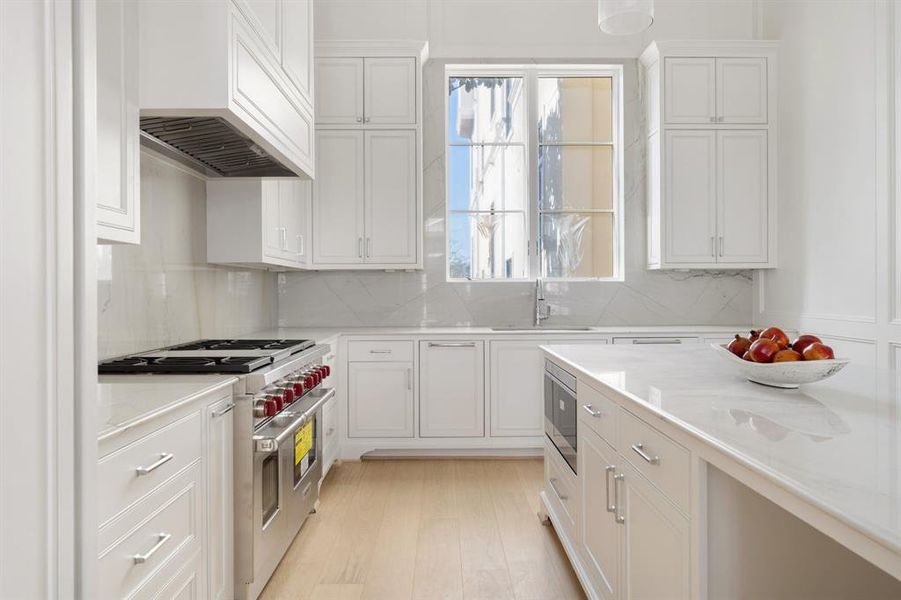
[{"x1": 99, "y1": 339, "x2": 335, "y2": 600}]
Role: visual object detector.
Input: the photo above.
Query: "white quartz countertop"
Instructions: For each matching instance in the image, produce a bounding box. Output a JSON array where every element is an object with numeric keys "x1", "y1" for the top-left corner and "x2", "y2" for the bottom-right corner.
[
  {"x1": 542, "y1": 344, "x2": 901, "y2": 560},
  {"x1": 98, "y1": 375, "x2": 237, "y2": 442},
  {"x1": 242, "y1": 325, "x2": 747, "y2": 340}
]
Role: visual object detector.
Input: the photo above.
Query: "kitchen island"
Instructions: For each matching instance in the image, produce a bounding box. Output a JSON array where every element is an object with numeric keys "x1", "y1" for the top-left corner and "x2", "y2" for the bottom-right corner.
[{"x1": 541, "y1": 343, "x2": 900, "y2": 599}]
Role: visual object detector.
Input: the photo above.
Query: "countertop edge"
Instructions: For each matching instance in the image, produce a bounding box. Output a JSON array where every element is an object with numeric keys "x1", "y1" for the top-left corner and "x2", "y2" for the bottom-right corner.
[
  {"x1": 98, "y1": 376, "x2": 238, "y2": 443},
  {"x1": 539, "y1": 345, "x2": 901, "y2": 561}
]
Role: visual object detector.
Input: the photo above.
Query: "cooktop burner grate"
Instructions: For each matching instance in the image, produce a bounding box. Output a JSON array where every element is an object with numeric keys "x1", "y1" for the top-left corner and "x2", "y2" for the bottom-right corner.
[
  {"x1": 99, "y1": 355, "x2": 273, "y2": 374},
  {"x1": 167, "y1": 339, "x2": 314, "y2": 352}
]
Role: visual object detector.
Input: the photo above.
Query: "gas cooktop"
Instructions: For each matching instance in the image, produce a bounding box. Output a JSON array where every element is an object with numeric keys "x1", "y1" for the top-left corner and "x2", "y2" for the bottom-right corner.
[{"x1": 98, "y1": 338, "x2": 316, "y2": 374}]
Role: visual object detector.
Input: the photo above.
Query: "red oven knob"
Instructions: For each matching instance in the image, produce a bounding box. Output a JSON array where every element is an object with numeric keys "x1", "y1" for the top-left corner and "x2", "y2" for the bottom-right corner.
[
  {"x1": 271, "y1": 393, "x2": 284, "y2": 411},
  {"x1": 304, "y1": 374, "x2": 315, "y2": 389},
  {"x1": 322, "y1": 365, "x2": 331, "y2": 377},
  {"x1": 313, "y1": 370, "x2": 322, "y2": 385},
  {"x1": 292, "y1": 381, "x2": 305, "y2": 395},
  {"x1": 282, "y1": 388, "x2": 295, "y2": 404},
  {"x1": 264, "y1": 399, "x2": 277, "y2": 417}
]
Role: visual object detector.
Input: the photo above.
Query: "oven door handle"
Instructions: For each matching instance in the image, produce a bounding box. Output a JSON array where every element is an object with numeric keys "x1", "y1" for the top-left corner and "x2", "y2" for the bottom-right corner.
[{"x1": 252, "y1": 388, "x2": 335, "y2": 453}]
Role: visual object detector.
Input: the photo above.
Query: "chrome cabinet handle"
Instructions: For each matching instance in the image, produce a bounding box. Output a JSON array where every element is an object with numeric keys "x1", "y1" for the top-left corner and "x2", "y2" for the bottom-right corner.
[
  {"x1": 549, "y1": 477, "x2": 567, "y2": 501},
  {"x1": 631, "y1": 443, "x2": 660, "y2": 465},
  {"x1": 135, "y1": 453, "x2": 174, "y2": 476},
  {"x1": 718, "y1": 116, "x2": 725, "y2": 122},
  {"x1": 710, "y1": 235, "x2": 715, "y2": 257},
  {"x1": 297, "y1": 234, "x2": 304, "y2": 257},
  {"x1": 427, "y1": 342, "x2": 476, "y2": 348},
  {"x1": 358, "y1": 237, "x2": 363, "y2": 258},
  {"x1": 614, "y1": 474, "x2": 625, "y2": 523},
  {"x1": 605, "y1": 465, "x2": 616, "y2": 513},
  {"x1": 406, "y1": 368, "x2": 412, "y2": 390},
  {"x1": 366, "y1": 237, "x2": 372, "y2": 258},
  {"x1": 356, "y1": 116, "x2": 363, "y2": 123},
  {"x1": 369, "y1": 349, "x2": 392, "y2": 354},
  {"x1": 582, "y1": 404, "x2": 602, "y2": 418},
  {"x1": 133, "y1": 532, "x2": 171, "y2": 564},
  {"x1": 631, "y1": 338, "x2": 682, "y2": 345},
  {"x1": 719, "y1": 236, "x2": 724, "y2": 257},
  {"x1": 212, "y1": 403, "x2": 235, "y2": 418},
  {"x1": 709, "y1": 116, "x2": 716, "y2": 123},
  {"x1": 364, "y1": 116, "x2": 371, "y2": 123}
]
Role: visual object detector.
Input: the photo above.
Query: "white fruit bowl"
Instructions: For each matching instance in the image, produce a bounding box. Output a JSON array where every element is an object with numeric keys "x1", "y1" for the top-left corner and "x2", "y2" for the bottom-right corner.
[{"x1": 711, "y1": 344, "x2": 849, "y2": 389}]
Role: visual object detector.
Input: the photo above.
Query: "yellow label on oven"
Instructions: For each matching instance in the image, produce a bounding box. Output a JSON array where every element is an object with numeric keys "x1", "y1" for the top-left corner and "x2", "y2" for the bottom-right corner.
[{"x1": 294, "y1": 421, "x2": 313, "y2": 465}]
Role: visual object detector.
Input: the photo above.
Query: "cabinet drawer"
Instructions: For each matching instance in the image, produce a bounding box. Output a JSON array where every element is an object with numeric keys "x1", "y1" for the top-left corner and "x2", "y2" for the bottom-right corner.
[
  {"x1": 545, "y1": 439, "x2": 579, "y2": 539},
  {"x1": 347, "y1": 340, "x2": 414, "y2": 362},
  {"x1": 619, "y1": 408, "x2": 690, "y2": 513},
  {"x1": 577, "y1": 381, "x2": 618, "y2": 449},
  {"x1": 98, "y1": 411, "x2": 202, "y2": 526},
  {"x1": 98, "y1": 463, "x2": 202, "y2": 600}
]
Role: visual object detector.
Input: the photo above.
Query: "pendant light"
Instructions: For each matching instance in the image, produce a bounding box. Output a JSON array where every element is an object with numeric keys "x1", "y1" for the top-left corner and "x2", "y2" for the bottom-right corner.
[{"x1": 598, "y1": 0, "x2": 654, "y2": 35}]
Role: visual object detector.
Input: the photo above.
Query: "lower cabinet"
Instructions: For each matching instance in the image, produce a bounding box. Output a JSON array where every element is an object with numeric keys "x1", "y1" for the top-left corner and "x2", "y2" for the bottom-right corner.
[
  {"x1": 348, "y1": 360, "x2": 414, "y2": 437},
  {"x1": 205, "y1": 397, "x2": 234, "y2": 600},
  {"x1": 580, "y1": 428, "x2": 621, "y2": 599},
  {"x1": 619, "y1": 460, "x2": 691, "y2": 600},
  {"x1": 419, "y1": 340, "x2": 485, "y2": 437}
]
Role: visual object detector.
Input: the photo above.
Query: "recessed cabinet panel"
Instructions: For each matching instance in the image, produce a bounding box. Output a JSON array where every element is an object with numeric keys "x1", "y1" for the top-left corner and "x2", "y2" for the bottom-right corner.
[
  {"x1": 489, "y1": 341, "x2": 545, "y2": 437},
  {"x1": 717, "y1": 130, "x2": 768, "y2": 263},
  {"x1": 262, "y1": 181, "x2": 283, "y2": 260},
  {"x1": 620, "y1": 461, "x2": 691, "y2": 600},
  {"x1": 96, "y1": 0, "x2": 140, "y2": 244},
  {"x1": 315, "y1": 58, "x2": 364, "y2": 124},
  {"x1": 348, "y1": 362, "x2": 414, "y2": 438},
  {"x1": 664, "y1": 58, "x2": 716, "y2": 124},
  {"x1": 365, "y1": 131, "x2": 417, "y2": 264},
  {"x1": 581, "y1": 428, "x2": 620, "y2": 600},
  {"x1": 716, "y1": 58, "x2": 767, "y2": 124},
  {"x1": 419, "y1": 341, "x2": 485, "y2": 438},
  {"x1": 313, "y1": 130, "x2": 365, "y2": 263},
  {"x1": 364, "y1": 57, "x2": 416, "y2": 124},
  {"x1": 239, "y1": 0, "x2": 281, "y2": 59},
  {"x1": 664, "y1": 130, "x2": 717, "y2": 264},
  {"x1": 281, "y1": 0, "x2": 313, "y2": 101}
]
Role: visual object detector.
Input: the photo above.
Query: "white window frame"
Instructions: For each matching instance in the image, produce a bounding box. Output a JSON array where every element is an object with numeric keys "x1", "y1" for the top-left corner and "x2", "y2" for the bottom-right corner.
[{"x1": 445, "y1": 64, "x2": 625, "y2": 282}]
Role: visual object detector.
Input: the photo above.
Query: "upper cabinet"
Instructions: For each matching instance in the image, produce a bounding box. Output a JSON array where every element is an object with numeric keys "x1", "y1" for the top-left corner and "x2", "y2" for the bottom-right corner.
[
  {"x1": 139, "y1": 0, "x2": 315, "y2": 178},
  {"x1": 309, "y1": 42, "x2": 427, "y2": 270},
  {"x1": 315, "y1": 57, "x2": 417, "y2": 125},
  {"x1": 642, "y1": 41, "x2": 777, "y2": 270},
  {"x1": 96, "y1": 0, "x2": 140, "y2": 244}
]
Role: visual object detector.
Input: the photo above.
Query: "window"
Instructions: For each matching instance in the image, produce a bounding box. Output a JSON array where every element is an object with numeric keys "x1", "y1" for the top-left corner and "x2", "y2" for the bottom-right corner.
[{"x1": 446, "y1": 66, "x2": 623, "y2": 281}]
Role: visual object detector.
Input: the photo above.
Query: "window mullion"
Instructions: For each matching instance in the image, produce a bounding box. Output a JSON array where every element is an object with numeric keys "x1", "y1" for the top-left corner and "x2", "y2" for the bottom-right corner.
[{"x1": 526, "y1": 67, "x2": 540, "y2": 280}]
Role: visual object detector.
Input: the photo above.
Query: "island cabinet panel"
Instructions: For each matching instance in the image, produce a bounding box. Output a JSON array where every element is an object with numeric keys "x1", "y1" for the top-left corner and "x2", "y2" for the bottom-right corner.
[
  {"x1": 419, "y1": 341, "x2": 485, "y2": 437},
  {"x1": 205, "y1": 397, "x2": 234, "y2": 600},
  {"x1": 580, "y1": 426, "x2": 621, "y2": 600}
]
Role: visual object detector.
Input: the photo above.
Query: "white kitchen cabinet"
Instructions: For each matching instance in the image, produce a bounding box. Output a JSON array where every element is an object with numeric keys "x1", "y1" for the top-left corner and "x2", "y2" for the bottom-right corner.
[
  {"x1": 664, "y1": 130, "x2": 717, "y2": 264},
  {"x1": 643, "y1": 42, "x2": 776, "y2": 270},
  {"x1": 96, "y1": 0, "x2": 140, "y2": 244},
  {"x1": 619, "y1": 460, "x2": 691, "y2": 600},
  {"x1": 663, "y1": 58, "x2": 716, "y2": 124},
  {"x1": 717, "y1": 130, "x2": 768, "y2": 263},
  {"x1": 205, "y1": 397, "x2": 234, "y2": 600},
  {"x1": 312, "y1": 130, "x2": 418, "y2": 267},
  {"x1": 315, "y1": 58, "x2": 364, "y2": 124},
  {"x1": 365, "y1": 130, "x2": 417, "y2": 264},
  {"x1": 207, "y1": 178, "x2": 310, "y2": 270},
  {"x1": 419, "y1": 341, "x2": 485, "y2": 437},
  {"x1": 348, "y1": 361, "x2": 414, "y2": 438},
  {"x1": 580, "y1": 427, "x2": 620, "y2": 600},
  {"x1": 312, "y1": 130, "x2": 365, "y2": 264},
  {"x1": 316, "y1": 57, "x2": 416, "y2": 125},
  {"x1": 364, "y1": 58, "x2": 417, "y2": 124},
  {"x1": 281, "y1": 0, "x2": 313, "y2": 104}
]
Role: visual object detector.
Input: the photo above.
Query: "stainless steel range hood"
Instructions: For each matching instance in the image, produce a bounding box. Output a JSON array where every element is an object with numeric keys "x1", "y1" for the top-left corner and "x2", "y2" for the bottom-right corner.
[{"x1": 139, "y1": 117, "x2": 297, "y2": 178}]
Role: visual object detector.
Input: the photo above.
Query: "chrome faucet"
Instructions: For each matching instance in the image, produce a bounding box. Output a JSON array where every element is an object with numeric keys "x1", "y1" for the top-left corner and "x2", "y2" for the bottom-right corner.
[{"x1": 534, "y1": 278, "x2": 550, "y2": 326}]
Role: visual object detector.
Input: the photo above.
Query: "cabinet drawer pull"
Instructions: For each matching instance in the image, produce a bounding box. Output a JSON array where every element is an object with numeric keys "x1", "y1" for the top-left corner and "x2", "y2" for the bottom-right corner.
[
  {"x1": 719, "y1": 235, "x2": 724, "y2": 256},
  {"x1": 135, "y1": 452, "x2": 174, "y2": 476},
  {"x1": 631, "y1": 443, "x2": 660, "y2": 465},
  {"x1": 631, "y1": 338, "x2": 681, "y2": 345},
  {"x1": 427, "y1": 342, "x2": 476, "y2": 348},
  {"x1": 133, "y1": 532, "x2": 171, "y2": 564},
  {"x1": 369, "y1": 349, "x2": 392, "y2": 354},
  {"x1": 407, "y1": 368, "x2": 412, "y2": 390},
  {"x1": 356, "y1": 116, "x2": 363, "y2": 123},
  {"x1": 605, "y1": 465, "x2": 616, "y2": 513},
  {"x1": 582, "y1": 404, "x2": 602, "y2": 418},
  {"x1": 366, "y1": 237, "x2": 372, "y2": 258},
  {"x1": 212, "y1": 403, "x2": 235, "y2": 418},
  {"x1": 710, "y1": 235, "x2": 715, "y2": 257},
  {"x1": 358, "y1": 237, "x2": 363, "y2": 258},
  {"x1": 549, "y1": 477, "x2": 567, "y2": 501},
  {"x1": 614, "y1": 474, "x2": 625, "y2": 524}
]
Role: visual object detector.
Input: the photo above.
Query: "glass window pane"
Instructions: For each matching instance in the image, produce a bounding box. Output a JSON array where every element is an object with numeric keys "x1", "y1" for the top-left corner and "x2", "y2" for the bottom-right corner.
[
  {"x1": 538, "y1": 77, "x2": 613, "y2": 143},
  {"x1": 448, "y1": 77, "x2": 525, "y2": 143},
  {"x1": 540, "y1": 213, "x2": 614, "y2": 278},
  {"x1": 448, "y1": 145, "x2": 526, "y2": 212},
  {"x1": 448, "y1": 212, "x2": 527, "y2": 280},
  {"x1": 539, "y1": 145, "x2": 613, "y2": 210}
]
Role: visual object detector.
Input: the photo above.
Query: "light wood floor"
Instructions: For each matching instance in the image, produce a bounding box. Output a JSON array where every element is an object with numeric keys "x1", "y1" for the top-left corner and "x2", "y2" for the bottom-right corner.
[{"x1": 259, "y1": 459, "x2": 586, "y2": 600}]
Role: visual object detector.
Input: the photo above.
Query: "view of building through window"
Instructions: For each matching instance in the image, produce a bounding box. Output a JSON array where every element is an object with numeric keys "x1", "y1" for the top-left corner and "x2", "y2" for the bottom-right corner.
[{"x1": 447, "y1": 67, "x2": 622, "y2": 281}]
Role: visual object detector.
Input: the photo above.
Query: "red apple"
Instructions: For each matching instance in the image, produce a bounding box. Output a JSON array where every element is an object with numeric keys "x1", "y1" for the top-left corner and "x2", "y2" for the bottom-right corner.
[
  {"x1": 773, "y1": 349, "x2": 802, "y2": 362},
  {"x1": 760, "y1": 327, "x2": 790, "y2": 350},
  {"x1": 802, "y1": 342, "x2": 835, "y2": 361},
  {"x1": 727, "y1": 334, "x2": 752, "y2": 358},
  {"x1": 748, "y1": 338, "x2": 780, "y2": 363},
  {"x1": 791, "y1": 334, "x2": 822, "y2": 355}
]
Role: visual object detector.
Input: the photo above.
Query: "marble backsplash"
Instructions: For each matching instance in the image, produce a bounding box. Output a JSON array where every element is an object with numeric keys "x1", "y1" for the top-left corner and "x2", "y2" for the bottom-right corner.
[
  {"x1": 278, "y1": 59, "x2": 753, "y2": 328},
  {"x1": 97, "y1": 151, "x2": 278, "y2": 359}
]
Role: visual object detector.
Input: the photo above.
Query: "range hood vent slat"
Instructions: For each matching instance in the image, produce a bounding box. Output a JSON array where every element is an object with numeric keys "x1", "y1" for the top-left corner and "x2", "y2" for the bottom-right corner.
[{"x1": 139, "y1": 116, "x2": 297, "y2": 177}]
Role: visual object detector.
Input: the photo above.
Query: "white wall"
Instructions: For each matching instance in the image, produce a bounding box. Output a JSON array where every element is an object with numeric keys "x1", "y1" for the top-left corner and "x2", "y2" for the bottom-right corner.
[
  {"x1": 315, "y1": 0, "x2": 756, "y2": 58},
  {"x1": 756, "y1": 0, "x2": 898, "y2": 368}
]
